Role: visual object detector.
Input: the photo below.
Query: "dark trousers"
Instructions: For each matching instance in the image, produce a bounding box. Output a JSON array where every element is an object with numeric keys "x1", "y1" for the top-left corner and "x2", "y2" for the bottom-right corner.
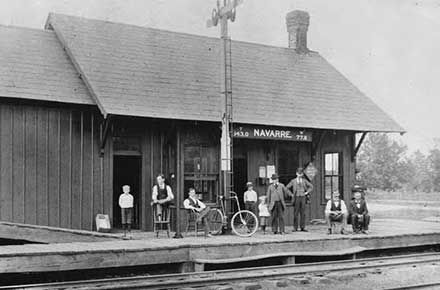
[
  {"x1": 197, "y1": 207, "x2": 211, "y2": 236},
  {"x1": 271, "y1": 201, "x2": 285, "y2": 233},
  {"x1": 245, "y1": 201, "x2": 257, "y2": 216},
  {"x1": 351, "y1": 214, "x2": 370, "y2": 231},
  {"x1": 293, "y1": 196, "x2": 306, "y2": 230}
]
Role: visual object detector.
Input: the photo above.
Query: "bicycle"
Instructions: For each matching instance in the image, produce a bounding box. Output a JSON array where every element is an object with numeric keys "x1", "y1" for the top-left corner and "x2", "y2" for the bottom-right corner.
[{"x1": 207, "y1": 191, "x2": 259, "y2": 237}]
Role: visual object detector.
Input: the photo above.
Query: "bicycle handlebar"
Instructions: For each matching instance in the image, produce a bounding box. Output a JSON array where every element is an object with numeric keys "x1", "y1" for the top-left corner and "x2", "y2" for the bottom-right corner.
[{"x1": 218, "y1": 191, "x2": 238, "y2": 199}]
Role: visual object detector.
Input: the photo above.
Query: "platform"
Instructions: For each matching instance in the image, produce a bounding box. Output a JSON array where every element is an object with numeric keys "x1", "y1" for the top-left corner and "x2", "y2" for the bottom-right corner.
[{"x1": 1, "y1": 219, "x2": 440, "y2": 274}]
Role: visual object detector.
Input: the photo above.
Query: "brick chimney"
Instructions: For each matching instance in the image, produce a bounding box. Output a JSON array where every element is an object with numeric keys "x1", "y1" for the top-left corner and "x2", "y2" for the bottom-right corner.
[{"x1": 286, "y1": 10, "x2": 310, "y2": 53}]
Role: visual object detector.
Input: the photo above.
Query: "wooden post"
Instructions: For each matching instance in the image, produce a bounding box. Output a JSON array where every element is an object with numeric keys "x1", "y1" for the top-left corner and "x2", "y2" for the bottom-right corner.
[
  {"x1": 282, "y1": 256, "x2": 296, "y2": 265},
  {"x1": 173, "y1": 127, "x2": 183, "y2": 238},
  {"x1": 208, "y1": 0, "x2": 243, "y2": 225},
  {"x1": 179, "y1": 261, "x2": 195, "y2": 273}
]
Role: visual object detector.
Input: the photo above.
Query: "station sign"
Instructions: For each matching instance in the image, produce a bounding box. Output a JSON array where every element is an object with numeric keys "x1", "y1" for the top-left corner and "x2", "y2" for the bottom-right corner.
[{"x1": 232, "y1": 125, "x2": 312, "y2": 142}]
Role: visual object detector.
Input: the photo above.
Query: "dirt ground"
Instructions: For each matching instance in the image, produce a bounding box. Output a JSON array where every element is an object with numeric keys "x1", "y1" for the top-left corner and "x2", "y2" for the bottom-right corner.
[{"x1": 368, "y1": 199, "x2": 440, "y2": 220}]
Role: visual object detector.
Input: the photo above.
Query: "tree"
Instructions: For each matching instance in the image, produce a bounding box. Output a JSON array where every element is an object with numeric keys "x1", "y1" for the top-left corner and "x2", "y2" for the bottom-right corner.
[
  {"x1": 428, "y1": 138, "x2": 440, "y2": 192},
  {"x1": 408, "y1": 150, "x2": 432, "y2": 192},
  {"x1": 357, "y1": 133, "x2": 412, "y2": 191}
]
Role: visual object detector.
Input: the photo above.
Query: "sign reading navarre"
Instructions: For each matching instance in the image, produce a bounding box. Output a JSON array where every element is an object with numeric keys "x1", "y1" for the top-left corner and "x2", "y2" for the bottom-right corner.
[{"x1": 233, "y1": 125, "x2": 312, "y2": 142}]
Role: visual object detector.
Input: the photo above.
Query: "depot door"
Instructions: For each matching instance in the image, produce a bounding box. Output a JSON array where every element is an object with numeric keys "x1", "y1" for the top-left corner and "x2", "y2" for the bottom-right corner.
[{"x1": 113, "y1": 155, "x2": 141, "y2": 229}]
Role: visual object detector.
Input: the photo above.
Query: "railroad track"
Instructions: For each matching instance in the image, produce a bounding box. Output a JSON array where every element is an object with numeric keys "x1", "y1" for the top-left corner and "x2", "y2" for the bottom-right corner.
[
  {"x1": 3, "y1": 253, "x2": 440, "y2": 290},
  {"x1": 384, "y1": 282, "x2": 440, "y2": 290}
]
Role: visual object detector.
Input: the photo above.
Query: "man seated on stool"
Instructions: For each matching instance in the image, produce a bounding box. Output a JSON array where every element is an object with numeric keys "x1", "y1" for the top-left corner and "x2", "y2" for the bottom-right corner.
[
  {"x1": 151, "y1": 174, "x2": 174, "y2": 221},
  {"x1": 325, "y1": 191, "x2": 348, "y2": 235},
  {"x1": 349, "y1": 191, "x2": 370, "y2": 234},
  {"x1": 183, "y1": 188, "x2": 212, "y2": 238}
]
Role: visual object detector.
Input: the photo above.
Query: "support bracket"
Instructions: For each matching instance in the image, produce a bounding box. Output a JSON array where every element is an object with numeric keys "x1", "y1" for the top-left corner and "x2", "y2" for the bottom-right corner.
[
  {"x1": 311, "y1": 130, "x2": 327, "y2": 161},
  {"x1": 352, "y1": 132, "x2": 367, "y2": 161},
  {"x1": 100, "y1": 115, "x2": 113, "y2": 157}
]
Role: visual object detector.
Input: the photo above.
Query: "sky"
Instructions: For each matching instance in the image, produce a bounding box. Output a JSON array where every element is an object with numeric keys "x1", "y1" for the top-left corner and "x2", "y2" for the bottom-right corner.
[{"x1": 1, "y1": 0, "x2": 439, "y2": 153}]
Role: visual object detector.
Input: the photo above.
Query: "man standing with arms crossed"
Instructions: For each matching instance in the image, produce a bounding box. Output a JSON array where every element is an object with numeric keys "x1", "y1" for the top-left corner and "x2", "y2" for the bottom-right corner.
[{"x1": 287, "y1": 167, "x2": 313, "y2": 232}]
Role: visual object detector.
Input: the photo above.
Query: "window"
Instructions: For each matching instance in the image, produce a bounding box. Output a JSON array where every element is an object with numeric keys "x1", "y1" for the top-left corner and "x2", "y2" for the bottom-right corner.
[
  {"x1": 324, "y1": 152, "x2": 343, "y2": 200},
  {"x1": 183, "y1": 145, "x2": 219, "y2": 203}
]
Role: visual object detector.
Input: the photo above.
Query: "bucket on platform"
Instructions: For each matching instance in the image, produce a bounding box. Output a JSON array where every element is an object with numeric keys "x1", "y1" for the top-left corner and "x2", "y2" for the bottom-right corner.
[{"x1": 95, "y1": 214, "x2": 111, "y2": 232}]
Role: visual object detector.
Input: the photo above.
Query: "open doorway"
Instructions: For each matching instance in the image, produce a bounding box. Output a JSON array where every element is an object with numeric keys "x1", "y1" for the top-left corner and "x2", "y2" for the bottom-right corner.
[{"x1": 113, "y1": 156, "x2": 141, "y2": 229}]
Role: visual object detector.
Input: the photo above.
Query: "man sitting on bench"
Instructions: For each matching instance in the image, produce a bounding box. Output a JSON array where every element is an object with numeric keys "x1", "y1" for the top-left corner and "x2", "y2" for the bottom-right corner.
[
  {"x1": 349, "y1": 191, "x2": 370, "y2": 234},
  {"x1": 183, "y1": 188, "x2": 212, "y2": 238},
  {"x1": 325, "y1": 191, "x2": 347, "y2": 234}
]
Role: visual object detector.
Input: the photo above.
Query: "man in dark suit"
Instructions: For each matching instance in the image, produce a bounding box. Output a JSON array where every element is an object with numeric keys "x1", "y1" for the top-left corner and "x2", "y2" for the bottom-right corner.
[
  {"x1": 267, "y1": 173, "x2": 293, "y2": 234},
  {"x1": 286, "y1": 167, "x2": 313, "y2": 232},
  {"x1": 349, "y1": 191, "x2": 370, "y2": 234}
]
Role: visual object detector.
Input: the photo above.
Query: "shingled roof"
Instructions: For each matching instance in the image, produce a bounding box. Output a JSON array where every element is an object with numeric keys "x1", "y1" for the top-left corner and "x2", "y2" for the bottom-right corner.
[
  {"x1": 0, "y1": 25, "x2": 94, "y2": 105},
  {"x1": 45, "y1": 13, "x2": 403, "y2": 132}
]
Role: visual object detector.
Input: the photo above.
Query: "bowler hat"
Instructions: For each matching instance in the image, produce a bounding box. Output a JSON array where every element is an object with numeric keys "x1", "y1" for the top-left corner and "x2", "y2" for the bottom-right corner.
[{"x1": 271, "y1": 173, "x2": 279, "y2": 180}]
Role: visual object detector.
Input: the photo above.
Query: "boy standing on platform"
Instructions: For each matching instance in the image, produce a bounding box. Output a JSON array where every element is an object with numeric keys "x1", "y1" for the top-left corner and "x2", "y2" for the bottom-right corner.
[
  {"x1": 243, "y1": 182, "x2": 258, "y2": 216},
  {"x1": 119, "y1": 185, "x2": 134, "y2": 238},
  {"x1": 258, "y1": 196, "x2": 270, "y2": 234}
]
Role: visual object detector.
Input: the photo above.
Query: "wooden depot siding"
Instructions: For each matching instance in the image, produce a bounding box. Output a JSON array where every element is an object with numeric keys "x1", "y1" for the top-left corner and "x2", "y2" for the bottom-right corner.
[
  {"x1": 0, "y1": 102, "x2": 111, "y2": 230},
  {"x1": 316, "y1": 131, "x2": 356, "y2": 216},
  {"x1": 236, "y1": 130, "x2": 355, "y2": 223}
]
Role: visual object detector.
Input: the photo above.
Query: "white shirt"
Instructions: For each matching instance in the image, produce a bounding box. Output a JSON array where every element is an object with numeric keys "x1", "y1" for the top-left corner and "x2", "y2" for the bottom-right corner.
[
  {"x1": 325, "y1": 199, "x2": 347, "y2": 215},
  {"x1": 244, "y1": 189, "x2": 258, "y2": 202},
  {"x1": 258, "y1": 203, "x2": 270, "y2": 217},
  {"x1": 119, "y1": 193, "x2": 134, "y2": 208},
  {"x1": 183, "y1": 196, "x2": 206, "y2": 210}
]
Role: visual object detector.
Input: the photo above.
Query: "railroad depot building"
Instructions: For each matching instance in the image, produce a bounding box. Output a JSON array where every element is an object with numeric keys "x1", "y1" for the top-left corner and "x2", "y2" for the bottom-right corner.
[{"x1": 0, "y1": 12, "x2": 403, "y2": 231}]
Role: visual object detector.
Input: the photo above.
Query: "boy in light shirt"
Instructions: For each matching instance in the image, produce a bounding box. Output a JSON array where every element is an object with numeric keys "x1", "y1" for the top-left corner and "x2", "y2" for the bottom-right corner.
[
  {"x1": 119, "y1": 185, "x2": 134, "y2": 238},
  {"x1": 258, "y1": 196, "x2": 270, "y2": 234},
  {"x1": 243, "y1": 182, "x2": 258, "y2": 216}
]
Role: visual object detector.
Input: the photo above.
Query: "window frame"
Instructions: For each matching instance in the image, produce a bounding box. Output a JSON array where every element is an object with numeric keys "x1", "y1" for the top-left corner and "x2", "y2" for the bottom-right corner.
[
  {"x1": 183, "y1": 143, "x2": 219, "y2": 204},
  {"x1": 322, "y1": 151, "x2": 343, "y2": 204}
]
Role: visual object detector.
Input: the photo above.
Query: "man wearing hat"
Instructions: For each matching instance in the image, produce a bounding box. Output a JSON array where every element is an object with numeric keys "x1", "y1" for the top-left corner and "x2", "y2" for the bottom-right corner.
[
  {"x1": 267, "y1": 173, "x2": 293, "y2": 234},
  {"x1": 243, "y1": 182, "x2": 258, "y2": 216},
  {"x1": 286, "y1": 167, "x2": 314, "y2": 232}
]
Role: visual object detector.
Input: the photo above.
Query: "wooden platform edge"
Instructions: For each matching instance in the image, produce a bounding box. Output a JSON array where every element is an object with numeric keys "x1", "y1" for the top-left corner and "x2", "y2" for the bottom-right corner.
[
  {"x1": 193, "y1": 246, "x2": 366, "y2": 265},
  {"x1": 0, "y1": 221, "x2": 122, "y2": 240}
]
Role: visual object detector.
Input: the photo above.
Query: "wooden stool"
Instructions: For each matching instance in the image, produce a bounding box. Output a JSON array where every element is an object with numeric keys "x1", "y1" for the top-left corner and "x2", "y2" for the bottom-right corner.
[
  {"x1": 153, "y1": 205, "x2": 170, "y2": 238},
  {"x1": 330, "y1": 221, "x2": 343, "y2": 234}
]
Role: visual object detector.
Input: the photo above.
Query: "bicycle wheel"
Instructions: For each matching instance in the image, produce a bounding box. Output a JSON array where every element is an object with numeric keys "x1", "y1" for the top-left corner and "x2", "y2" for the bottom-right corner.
[
  {"x1": 208, "y1": 208, "x2": 224, "y2": 235},
  {"x1": 231, "y1": 210, "x2": 258, "y2": 237}
]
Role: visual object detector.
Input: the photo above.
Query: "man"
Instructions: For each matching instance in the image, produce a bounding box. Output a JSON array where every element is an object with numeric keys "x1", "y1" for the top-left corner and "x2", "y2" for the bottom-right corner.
[
  {"x1": 243, "y1": 182, "x2": 258, "y2": 216},
  {"x1": 151, "y1": 174, "x2": 174, "y2": 221},
  {"x1": 286, "y1": 167, "x2": 313, "y2": 232},
  {"x1": 183, "y1": 187, "x2": 212, "y2": 237},
  {"x1": 267, "y1": 173, "x2": 293, "y2": 234},
  {"x1": 325, "y1": 191, "x2": 348, "y2": 234},
  {"x1": 349, "y1": 191, "x2": 370, "y2": 234}
]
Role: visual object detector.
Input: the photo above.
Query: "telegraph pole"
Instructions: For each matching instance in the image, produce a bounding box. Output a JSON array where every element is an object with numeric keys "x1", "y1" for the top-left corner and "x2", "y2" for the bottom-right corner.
[{"x1": 207, "y1": 0, "x2": 243, "y2": 222}]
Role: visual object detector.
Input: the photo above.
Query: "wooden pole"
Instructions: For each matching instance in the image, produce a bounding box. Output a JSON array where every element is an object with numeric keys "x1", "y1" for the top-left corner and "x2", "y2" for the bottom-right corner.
[{"x1": 173, "y1": 127, "x2": 183, "y2": 238}]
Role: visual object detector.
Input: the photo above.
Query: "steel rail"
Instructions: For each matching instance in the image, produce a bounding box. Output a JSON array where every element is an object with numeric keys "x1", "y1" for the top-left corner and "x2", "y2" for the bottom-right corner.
[
  {"x1": 2, "y1": 253, "x2": 440, "y2": 290},
  {"x1": 384, "y1": 282, "x2": 440, "y2": 290}
]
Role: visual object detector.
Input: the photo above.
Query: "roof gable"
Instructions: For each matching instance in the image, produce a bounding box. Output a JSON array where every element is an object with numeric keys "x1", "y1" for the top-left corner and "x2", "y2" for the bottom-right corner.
[
  {"x1": 47, "y1": 13, "x2": 404, "y2": 132},
  {"x1": 0, "y1": 25, "x2": 94, "y2": 105}
]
